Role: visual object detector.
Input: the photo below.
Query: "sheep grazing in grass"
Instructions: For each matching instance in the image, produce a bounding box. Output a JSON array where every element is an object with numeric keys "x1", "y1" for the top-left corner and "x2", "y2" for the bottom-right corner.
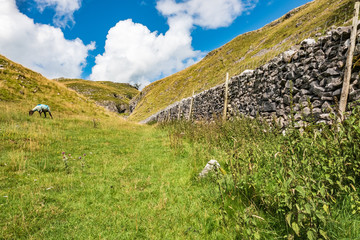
[{"x1": 29, "y1": 104, "x2": 53, "y2": 118}]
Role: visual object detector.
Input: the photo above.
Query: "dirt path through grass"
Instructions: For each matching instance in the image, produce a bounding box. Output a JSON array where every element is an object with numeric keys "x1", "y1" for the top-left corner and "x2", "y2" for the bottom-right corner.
[{"x1": 0, "y1": 116, "x2": 227, "y2": 239}]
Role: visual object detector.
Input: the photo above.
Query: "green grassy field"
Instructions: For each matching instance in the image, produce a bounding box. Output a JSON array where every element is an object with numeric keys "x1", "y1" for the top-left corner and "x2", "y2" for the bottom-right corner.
[
  {"x1": 0, "y1": 54, "x2": 233, "y2": 239},
  {"x1": 0, "y1": 103, "x2": 233, "y2": 239},
  {"x1": 2, "y1": 102, "x2": 360, "y2": 239}
]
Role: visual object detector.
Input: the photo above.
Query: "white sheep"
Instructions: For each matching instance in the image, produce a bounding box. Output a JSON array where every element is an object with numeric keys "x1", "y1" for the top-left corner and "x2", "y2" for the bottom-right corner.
[{"x1": 29, "y1": 104, "x2": 53, "y2": 118}]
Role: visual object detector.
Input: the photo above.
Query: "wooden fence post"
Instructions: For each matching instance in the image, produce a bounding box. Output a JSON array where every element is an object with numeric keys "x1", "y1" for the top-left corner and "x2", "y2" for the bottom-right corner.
[
  {"x1": 339, "y1": 1, "x2": 360, "y2": 121},
  {"x1": 223, "y1": 72, "x2": 229, "y2": 121},
  {"x1": 188, "y1": 90, "x2": 194, "y2": 121},
  {"x1": 177, "y1": 104, "x2": 181, "y2": 120},
  {"x1": 167, "y1": 109, "x2": 171, "y2": 122}
]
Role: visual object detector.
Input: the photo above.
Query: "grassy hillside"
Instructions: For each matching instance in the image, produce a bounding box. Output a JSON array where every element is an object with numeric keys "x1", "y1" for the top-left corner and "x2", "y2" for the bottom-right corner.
[
  {"x1": 130, "y1": 0, "x2": 355, "y2": 121},
  {"x1": 0, "y1": 54, "x2": 110, "y2": 118},
  {"x1": 1, "y1": 53, "x2": 359, "y2": 238},
  {"x1": 0, "y1": 54, "x2": 231, "y2": 238},
  {"x1": 57, "y1": 78, "x2": 139, "y2": 114}
]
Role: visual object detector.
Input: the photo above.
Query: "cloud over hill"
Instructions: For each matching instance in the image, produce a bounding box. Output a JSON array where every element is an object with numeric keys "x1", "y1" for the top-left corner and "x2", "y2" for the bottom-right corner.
[
  {"x1": 0, "y1": 0, "x2": 94, "y2": 79},
  {"x1": 90, "y1": 0, "x2": 257, "y2": 88}
]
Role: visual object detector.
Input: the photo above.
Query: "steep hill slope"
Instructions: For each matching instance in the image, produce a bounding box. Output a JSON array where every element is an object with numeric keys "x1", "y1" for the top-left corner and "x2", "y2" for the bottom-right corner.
[
  {"x1": 129, "y1": 0, "x2": 355, "y2": 121},
  {"x1": 0, "y1": 54, "x2": 109, "y2": 118},
  {"x1": 56, "y1": 78, "x2": 139, "y2": 114}
]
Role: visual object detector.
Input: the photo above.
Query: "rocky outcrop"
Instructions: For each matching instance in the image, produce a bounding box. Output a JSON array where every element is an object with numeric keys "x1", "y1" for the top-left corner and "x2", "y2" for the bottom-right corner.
[
  {"x1": 95, "y1": 101, "x2": 128, "y2": 114},
  {"x1": 142, "y1": 26, "x2": 360, "y2": 126},
  {"x1": 56, "y1": 80, "x2": 139, "y2": 114},
  {"x1": 129, "y1": 85, "x2": 152, "y2": 113},
  {"x1": 129, "y1": 96, "x2": 140, "y2": 113}
]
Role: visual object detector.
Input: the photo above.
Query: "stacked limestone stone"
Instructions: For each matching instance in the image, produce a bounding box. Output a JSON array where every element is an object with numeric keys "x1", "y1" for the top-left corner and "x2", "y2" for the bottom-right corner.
[{"x1": 141, "y1": 26, "x2": 360, "y2": 125}]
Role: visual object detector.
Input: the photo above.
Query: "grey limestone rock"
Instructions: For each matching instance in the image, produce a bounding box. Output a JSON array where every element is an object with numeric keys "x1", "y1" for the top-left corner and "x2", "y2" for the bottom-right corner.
[
  {"x1": 263, "y1": 102, "x2": 277, "y2": 112},
  {"x1": 338, "y1": 26, "x2": 351, "y2": 39},
  {"x1": 326, "y1": 77, "x2": 343, "y2": 90},
  {"x1": 312, "y1": 108, "x2": 322, "y2": 115},
  {"x1": 321, "y1": 96, "x2": 333, "y2": 101},
  {"x1": 323, "y1": 68, "x2": 340, "y2": 77},
  {"x1": 283, "y1": 50, "x2": 297, "y2": 63},
  {"x1": 283, "y1": 95, "x2": 291, "y2": 106},
  {"x1": 310, "y1": 82, "x2": 325, "y2": 96},
  {"x1": 301, "y1": 38, "x2": 316, "y2": 46},
  {"x1": 302, "y1": 107, "x2": 311, "y2": 116},
  {"x1": 312, "y1": 100, "x2": 323, "y2": 108},
  {"x1": 319, "y1": 113, "x2": 332, "y2": 121},
  {"x1": 199, "y1": 160, "x2": 221, "y2": 178},
  {"x1": 240, "y1": 69, "x2": 254, "y2": 76},
  {"x1": 332, "y1": 89, "x2": 342, "y2": 96},
  {"x1": 349, "y1": 89, "x2": 360, "y2": 101},
  {"x1": 321, "y1": 101, "x2": 332, "y2": 113},
  {"x1": 345, "y1": 39, "x2": 351, "y2": 48},
  {"x1": 299, "y1": 95, "x2": 311, "y2": 104}
]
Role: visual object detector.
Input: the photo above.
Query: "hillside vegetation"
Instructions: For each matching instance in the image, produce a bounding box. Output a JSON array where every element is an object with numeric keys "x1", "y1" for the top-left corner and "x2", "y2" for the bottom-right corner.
[
  {"x1": 1, "y1": 46, "x2": 360, "y2": 238},
  {"x1": 130, "y1": 0, "x2": 355, "y2": 121},
  {"x1": 1, "y1": 0, "x2": 360, "y2": 238},
  {"x1": 1, "y1": 108, "x2": 231, "y2": 239},
  {"x1": 0, "y1": 54, "x2": 109, "y2": 118},
  {"x1": 0, "y1": 54, "x2": 230, "y2": 238},
  {"x1": 162, "y1": 111, "x2": 360, "y2": 239},
  {"x1": 57, "y1": 78, "x2": 139, "y2": 114}
]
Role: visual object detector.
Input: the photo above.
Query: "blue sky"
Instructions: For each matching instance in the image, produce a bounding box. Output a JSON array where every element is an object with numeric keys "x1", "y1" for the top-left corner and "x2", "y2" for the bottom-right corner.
[{"x1": 1, "y1": 0, "x2": 312, "y2": 87}]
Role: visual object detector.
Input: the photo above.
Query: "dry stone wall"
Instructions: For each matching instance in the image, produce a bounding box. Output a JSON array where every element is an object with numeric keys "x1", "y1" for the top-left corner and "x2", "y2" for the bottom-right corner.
[{"x1": 141, "y1": 26, "x2": 360, "y2": 125}]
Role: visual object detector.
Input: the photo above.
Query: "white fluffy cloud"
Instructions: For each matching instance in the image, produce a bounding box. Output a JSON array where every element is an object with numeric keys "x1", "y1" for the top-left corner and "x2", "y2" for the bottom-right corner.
[
  {"x1": 159, "y1": 0, "x2": 258, "y2": 30},
  {"x1": 91, "y1": 0, "x2": 257, "y2": 88},
  {"x1": 34, "y1": 0, "x2": 81, "y2": 28},
  {"x1": 0, "y1": 0, "x2": 94, "y2": 79},
  {"x1": 90, "y1": 19, "x2": 200, "y2": 87},
  {"x1": 157, "y1": 0, "x2": 243, "y2": 29}
]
